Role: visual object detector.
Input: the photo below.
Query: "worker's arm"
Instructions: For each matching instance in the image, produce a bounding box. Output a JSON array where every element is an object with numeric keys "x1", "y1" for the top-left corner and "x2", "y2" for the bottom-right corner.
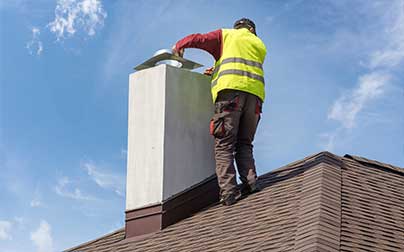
[{"x1": 173, "y1": 29, "x2": 222, "y2": 61}]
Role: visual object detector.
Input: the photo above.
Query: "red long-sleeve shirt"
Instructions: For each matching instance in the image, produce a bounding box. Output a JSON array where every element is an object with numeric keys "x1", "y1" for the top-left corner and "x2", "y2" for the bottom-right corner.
[{"x1": 175, "y1": 29, "x2": 223, "y2": 61}]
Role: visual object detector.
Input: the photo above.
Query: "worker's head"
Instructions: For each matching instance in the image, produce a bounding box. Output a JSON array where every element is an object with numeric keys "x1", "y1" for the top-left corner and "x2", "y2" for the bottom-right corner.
[{"x1": 234, "y1": 18, "x2": 256, "y2": 35}]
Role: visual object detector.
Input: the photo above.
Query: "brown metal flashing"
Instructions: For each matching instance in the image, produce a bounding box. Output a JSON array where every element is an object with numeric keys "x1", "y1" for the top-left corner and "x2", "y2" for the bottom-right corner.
[
  {"x1": 125, "y1": 203, "x2": 163, "y2": 221},
  {"x1": 125, "y1": 175, "x2": 220, "y2": 239},
  {"x1": 125, "y1": 204, "x2": 163, "y2": 238},
  {"x1": 162, "y1": 175, "x2": 220, "y2": 228}
]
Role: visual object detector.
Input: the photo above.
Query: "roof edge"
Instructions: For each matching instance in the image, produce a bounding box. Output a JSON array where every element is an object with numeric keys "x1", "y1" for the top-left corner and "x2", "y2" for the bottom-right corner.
[
  {"x1": 268, "y1": 151, "x2": 343, "y2": 175},
  {"x1": 344, "y1": 154, "x2": 404, "y2": 175},
  {"x1": 64, "y1": 228, "x2": 125, "y2": 252}
]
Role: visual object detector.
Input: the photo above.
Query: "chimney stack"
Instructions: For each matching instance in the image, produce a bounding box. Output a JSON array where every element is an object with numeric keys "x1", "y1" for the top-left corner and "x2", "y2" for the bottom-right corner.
[{"x1": 125, "y1": 64, "x2": 219, "y2": 239}]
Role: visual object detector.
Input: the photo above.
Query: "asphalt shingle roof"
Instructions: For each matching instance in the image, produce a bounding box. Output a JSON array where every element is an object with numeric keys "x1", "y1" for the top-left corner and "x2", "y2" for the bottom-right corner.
[{"x1": 66, "y1": 151, "x2": 404, "y2": 252}]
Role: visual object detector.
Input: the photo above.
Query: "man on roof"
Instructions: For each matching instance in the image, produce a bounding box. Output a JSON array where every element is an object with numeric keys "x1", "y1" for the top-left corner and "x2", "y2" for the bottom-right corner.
[{"x1": 172, "y1": 18, "x2": 267, "y2": 206}]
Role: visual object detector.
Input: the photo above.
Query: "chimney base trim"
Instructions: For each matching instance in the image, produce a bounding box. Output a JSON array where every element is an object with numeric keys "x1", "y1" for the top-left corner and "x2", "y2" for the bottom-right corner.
[{"x1": 125, "y1": 175, "x2": 220, "y2": 239}]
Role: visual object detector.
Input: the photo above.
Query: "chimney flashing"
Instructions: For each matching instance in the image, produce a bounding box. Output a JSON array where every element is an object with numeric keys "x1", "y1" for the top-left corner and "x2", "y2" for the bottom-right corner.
[{"x1": 125, "y1": 175, "x2": 219, "y2": 238}]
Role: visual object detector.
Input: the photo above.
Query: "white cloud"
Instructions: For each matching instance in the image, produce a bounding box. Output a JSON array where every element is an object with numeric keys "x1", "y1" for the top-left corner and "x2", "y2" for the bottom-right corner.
[
  {"x1": 322, "y1": 0, "x2": 404, "y2": 150},
  {"x1": 55, "y1": 176, "x2": 96, "y2": 200},
  {"x1": 30, "y1": 199, "x2": 43, "y2": 208},
  {"x1": 0, "y1": 220, "x2": 12, "y2": 240},
  {"x1": 30, "y1": 220, "x2": 53, "y2": 252},
  {"x1": 48, "y1": 0, "x2": 107, "y2": 40},
  {"x1": 319, "y1": 132, "x2": 337, "y2": 152},
  {"x1": 83, "y1": 161, "x2": 125, "y2": 196},
  {"x1": 31, "y1": 187, "x2": 44, "y2": 208},
  {"x1": 328, "y1": 72, "x2": 390, "y2": 129},
  {"x1": 327, "y1": 0, "x2": 403, "y2": 129},
  {"x1": 369, "y1": 0, "x2": 404, "y2": 69},
  {"x1": 26, "y1": 27, "x2": 43, "y2": 56}
]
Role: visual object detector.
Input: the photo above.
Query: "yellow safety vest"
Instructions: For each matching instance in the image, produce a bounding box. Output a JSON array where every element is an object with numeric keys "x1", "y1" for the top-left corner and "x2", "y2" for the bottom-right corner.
[{"x1": 211, "y1": 28, "x2": 267, "y2": 103}]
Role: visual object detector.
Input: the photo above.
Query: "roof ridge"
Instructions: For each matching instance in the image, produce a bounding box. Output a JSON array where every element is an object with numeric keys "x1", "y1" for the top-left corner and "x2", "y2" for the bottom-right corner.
[
  {"x1": 260, "y1": 151, "x2": 342, "y2": 177},
  {"x1": 344, "y1": 154, "x2": 404, "y2": 175},
  {"x1": 292, "y1": 159, "x2": 342, "y2": 251}
]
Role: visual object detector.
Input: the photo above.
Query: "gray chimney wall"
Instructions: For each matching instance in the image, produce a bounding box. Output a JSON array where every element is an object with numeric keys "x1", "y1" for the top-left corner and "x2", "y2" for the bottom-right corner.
[{"x1": 126, "y1": 64, "x2": 216, "y2": 212}]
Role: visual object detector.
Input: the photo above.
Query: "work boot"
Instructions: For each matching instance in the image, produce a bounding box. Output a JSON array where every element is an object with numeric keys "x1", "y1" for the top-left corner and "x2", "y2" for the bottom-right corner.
[
  {"x1": 220, "y1": 192, "x2": 240, "y2": 206},
  {"x1": 240, "y1": 182, "x2": 261, "y2": 197}
]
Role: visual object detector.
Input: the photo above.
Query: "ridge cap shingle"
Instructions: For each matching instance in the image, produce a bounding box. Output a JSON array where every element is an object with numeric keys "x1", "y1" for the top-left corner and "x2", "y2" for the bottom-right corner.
[
  {"x1": 266, "y1": 151, "x2": 342, "y2": 175},
  {"x1": 344, "y1": 154, "x2": 404, "y2": 175}
]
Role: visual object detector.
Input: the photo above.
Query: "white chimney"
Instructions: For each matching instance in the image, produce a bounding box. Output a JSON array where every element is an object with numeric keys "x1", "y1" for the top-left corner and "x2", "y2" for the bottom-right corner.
[{"x1": 125, "y1": 64, "x2": 219, "y2": 238}]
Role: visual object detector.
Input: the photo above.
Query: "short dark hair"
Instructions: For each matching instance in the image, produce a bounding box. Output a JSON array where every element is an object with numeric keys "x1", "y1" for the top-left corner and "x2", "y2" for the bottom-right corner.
[{"x1": 233, "y1": 18, "x2": 256, "y2": 34}]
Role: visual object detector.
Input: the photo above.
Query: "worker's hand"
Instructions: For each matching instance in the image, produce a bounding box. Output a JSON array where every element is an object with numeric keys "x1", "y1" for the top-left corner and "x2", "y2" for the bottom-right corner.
[
  {"x1": 204, "y1": 66, "x2": 215, "y2": 76},
  {"x1": 172, "y1": 45, "x2": 184, "y2": 57}
]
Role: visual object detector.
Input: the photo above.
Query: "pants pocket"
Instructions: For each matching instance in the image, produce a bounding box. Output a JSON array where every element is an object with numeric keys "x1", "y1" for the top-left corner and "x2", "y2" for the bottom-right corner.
[{"x1": 210, "y1": 113, "x2": 226, "y2": 138}]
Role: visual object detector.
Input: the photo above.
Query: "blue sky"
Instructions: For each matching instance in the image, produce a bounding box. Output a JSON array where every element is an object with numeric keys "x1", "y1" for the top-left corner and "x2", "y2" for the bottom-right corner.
[{"x1": 1, "y1": 0, "x2": 403, "y2": 251}]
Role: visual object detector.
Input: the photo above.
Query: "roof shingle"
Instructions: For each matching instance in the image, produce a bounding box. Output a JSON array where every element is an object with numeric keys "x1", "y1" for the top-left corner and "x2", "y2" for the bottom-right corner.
[{"x1": 65, "y1": 151, "x2": 404, "y2": 252}]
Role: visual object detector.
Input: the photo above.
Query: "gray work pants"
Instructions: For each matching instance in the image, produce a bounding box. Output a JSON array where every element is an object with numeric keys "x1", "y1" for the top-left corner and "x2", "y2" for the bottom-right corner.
[{"x1": 210, "y1": 89, "x2": 262, "y2": 196}]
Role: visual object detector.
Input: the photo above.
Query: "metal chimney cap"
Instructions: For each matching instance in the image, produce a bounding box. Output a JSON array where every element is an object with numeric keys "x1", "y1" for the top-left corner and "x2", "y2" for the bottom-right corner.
[
  {"x1": 153, "y1": 49, "x2": 174, "y2": 56},
  {"x1": 134, "y1": 49, "x2": 203, "y2": 71},
  {"x1": 153, "y1": 49, "x2": 183, "y2": 68}
]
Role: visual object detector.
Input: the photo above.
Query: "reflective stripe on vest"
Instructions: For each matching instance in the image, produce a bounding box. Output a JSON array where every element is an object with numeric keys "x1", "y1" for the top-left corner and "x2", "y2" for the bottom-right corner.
[
  {"x1": 211, "y1": 57, "x2": 264, "y2": 87},
  {"x1": 212, "y1": 57, "x2": 263, "y2": 77},
  {"x1": 211, "y1": 69, "x2": 265, "y2": 87}
]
